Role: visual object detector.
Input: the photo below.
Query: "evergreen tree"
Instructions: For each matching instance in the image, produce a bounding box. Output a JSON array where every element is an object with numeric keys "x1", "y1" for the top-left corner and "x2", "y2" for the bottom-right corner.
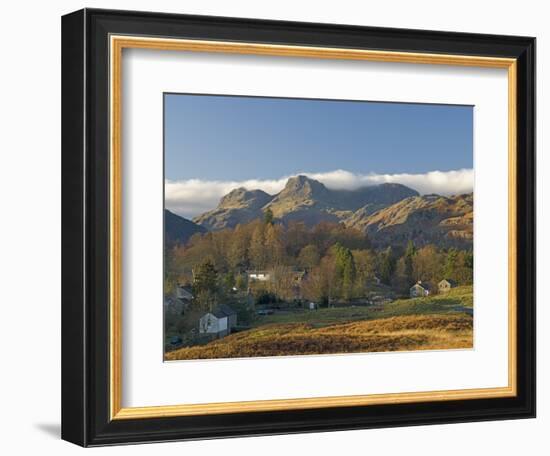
[
  {"x1": 454, "y1": 250, "x2": 474, "y2": 284},
  {"x1": 379, "y1": 246, "x2": 395, "y2": 285},
  {"x1": 192, "y1": 259, "x2": 219, "y2": 312},
  {"x1": 464, "y1": 251, "x2": 474, "y2": 269},
  {"x1": 192, "y1": 259, "x2": 218, "y2": 295},
  {"x1": 444, "y1": 248, "x2": 459, "y2": 279},
  {"x1": 263, "y1": 207, "x2": 274, "y2": 225},
  {"x1": 404, "y1": 240, "x2": 416, "y2": 285},
  {"x1": 235, "y1": 274, "x2": 248, "y2": 291},
  {"x1": 223, "y1": 271, "x2": 236, "y2": 291},
  {"x1": 334, "y1": 243, "x2": 356, "y2": 300},
  {"x1": 249, "y1": 223, "x2": 267, "y2": 269}
]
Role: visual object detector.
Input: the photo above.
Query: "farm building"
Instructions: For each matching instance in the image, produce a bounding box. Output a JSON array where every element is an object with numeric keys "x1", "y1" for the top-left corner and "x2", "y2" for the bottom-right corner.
[
  {"x1": 410, "y1": 281, "x2": 432, "y2": 298},
  {"x1": 198, "y1": 304, "x2": 238, "y2": 337},
  {"x1": 438, "y1": 279, "x2": 457, "y2": 293}
]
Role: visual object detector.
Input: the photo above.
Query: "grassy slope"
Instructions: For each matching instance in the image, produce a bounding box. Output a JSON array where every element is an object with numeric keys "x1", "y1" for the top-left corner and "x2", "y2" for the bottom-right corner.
[
  {"x1": 165, "y1": 286, "x2": 473, "y2": 360},
  {"x1": 252, "y1": 285, "x2": 473, "y2": 327}
]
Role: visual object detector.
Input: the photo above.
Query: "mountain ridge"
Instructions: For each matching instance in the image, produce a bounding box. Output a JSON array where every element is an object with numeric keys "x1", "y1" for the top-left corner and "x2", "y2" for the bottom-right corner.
[
  {"x1": 193, "y1": 175, "x2": 419, "y2": 231},
  {"x1": 345, "y1": 193, "x2": 473, "y2": 247},
  {"x1": 164, "y1": 209, "x2": 207, "y2": 245}
]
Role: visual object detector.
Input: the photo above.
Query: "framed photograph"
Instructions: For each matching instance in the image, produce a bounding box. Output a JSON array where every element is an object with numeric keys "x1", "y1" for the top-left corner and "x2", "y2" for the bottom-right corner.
[{"x1": 61, "y1": 8, "x2": 535, "y2": 447}]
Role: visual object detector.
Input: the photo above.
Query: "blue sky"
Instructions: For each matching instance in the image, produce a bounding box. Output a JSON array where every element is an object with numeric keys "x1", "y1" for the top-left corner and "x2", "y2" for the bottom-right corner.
[
  {"x1": 164, "y1": 93, "x2": 473, "y2": 218},
  {"x1": 164, "y1": 93, "x2": 472, "y2": 181}
]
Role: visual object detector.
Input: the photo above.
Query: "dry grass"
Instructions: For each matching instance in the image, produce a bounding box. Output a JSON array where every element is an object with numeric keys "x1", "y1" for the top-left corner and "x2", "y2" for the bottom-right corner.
[{"x1": 165, "y1": 313, "x2": 473, "y2": 361}]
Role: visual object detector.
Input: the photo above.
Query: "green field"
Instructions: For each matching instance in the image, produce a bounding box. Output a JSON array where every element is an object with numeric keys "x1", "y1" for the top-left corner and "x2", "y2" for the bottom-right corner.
[
  {"x1": 165, "y1": 286, "x2": 473, "y2": 360},
  {"x1": 251, "y1": 285, "x2": 472, "y2": 326}
]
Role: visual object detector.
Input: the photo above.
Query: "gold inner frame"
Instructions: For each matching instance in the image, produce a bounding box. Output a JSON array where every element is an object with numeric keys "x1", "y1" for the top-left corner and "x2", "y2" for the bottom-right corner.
[{"x1": 109, "y1": 35, "x2": 518, "y2": 420}]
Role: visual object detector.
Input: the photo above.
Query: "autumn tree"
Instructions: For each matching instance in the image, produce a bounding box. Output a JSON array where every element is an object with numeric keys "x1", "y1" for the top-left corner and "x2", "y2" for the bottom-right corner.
[
  {"x1": 179, "y1": 232, "x2": 225, "y2": 273},
  {"x1": 297, "y1": 244, "x2": 321, "y2": 270},
  {"x1": 226, "y1": 225, "x2": 249, "y2": 271},
  {"x1": 353, "y1": 249, "x2": 376, "y2": 281},
  {"x1": 351, "y1": 249, "x2": 376, "y2": 296},
  {"x1": 412, "y1": 245, "x2": 444, "y2": 284},
  {"x1": 249, "y1": 222, "x2": 267, "y2": 269},
  {"x1": 302, "y1": 254, "x2": 337, "y2": 306},
  {"x1": 268, "y1": 265, "x2": 296, "y2": 302},
  {"x1": 265, "y1": 223, "x2": 286, "y2": 266},
  {"x1": 285, "y1": 221, "x2": 309, "y2": 257}
]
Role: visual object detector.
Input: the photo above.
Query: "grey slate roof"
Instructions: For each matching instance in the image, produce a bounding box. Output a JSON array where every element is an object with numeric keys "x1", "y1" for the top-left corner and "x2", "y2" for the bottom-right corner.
[
  {"x1": 411, "y1": 281, "x2": 432, "y2": 290},
  {"x1": 210, "y1": 304, "x2": 236, "y2": 319}
]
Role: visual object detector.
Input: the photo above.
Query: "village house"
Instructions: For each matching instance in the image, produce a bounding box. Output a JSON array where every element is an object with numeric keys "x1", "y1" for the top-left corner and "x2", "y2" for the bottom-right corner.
[
  {"x1": 198, "y1": 304, "x2": 238, "y2": 338},
  {"x1": 164, "y1": 296, "x2": 187, "y2": 316},
  {"x1": 176, "y1": 284, "x2": 194, "y2": 301},
  {"x1": 438, "y1": 279, "x2": 457, "y2": 293},
  {"x1": 247, "y1": 269, "x2": 307, "y2": 301},
  {"x1": 246, "y1": 270, "x2": 271, "y2": 282},
  {"x1": 164, "y1": 285, "x2": 195, "y2": 316},
  {"x1": 164, "y1": 284, "x2": 195, "y2": 315},
  {"x1": 247, "y1": 269, "x2": 306, "y2": 284},
  {"x1": 410, "y1": 281, "x2": 432, "y2": 298}
]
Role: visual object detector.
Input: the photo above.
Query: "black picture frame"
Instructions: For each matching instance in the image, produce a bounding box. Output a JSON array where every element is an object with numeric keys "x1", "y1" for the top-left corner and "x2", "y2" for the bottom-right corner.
[{"x1": 62, "y1": 8, "x2": 536, "y2": 447}]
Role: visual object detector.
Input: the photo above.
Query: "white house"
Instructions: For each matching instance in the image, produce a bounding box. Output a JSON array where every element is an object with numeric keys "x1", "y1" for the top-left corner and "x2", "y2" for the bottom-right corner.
[
  {"x1": 410, "y1": 281, "x2": 431, "y2": 298},
  {"x1": 247, "y1": 270, "x2": 271, "y2": 282},
  {"x1": 198, "y1": 304, "x2": 237, "y2": 337}
]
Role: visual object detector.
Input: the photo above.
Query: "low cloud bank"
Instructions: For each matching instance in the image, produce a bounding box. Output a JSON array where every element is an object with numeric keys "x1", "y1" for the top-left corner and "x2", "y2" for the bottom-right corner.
[{"x1": 166, "y1": 168, "x2": 473, "y2": 219}]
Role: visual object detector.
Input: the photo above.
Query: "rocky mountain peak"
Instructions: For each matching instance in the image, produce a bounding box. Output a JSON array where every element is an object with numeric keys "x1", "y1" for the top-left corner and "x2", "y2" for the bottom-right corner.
[
  {"x1": 218, "y1": 187, "x2": 272, "y2": 209},
  {"x1": 280, "y1": 175, "x2": 329, "y2": 198}
]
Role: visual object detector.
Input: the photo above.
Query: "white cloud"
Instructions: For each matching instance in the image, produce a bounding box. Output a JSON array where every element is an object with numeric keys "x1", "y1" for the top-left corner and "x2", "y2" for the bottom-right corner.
[{"x1": 166, "y1": 169, "x2": 473, "y2": 219}]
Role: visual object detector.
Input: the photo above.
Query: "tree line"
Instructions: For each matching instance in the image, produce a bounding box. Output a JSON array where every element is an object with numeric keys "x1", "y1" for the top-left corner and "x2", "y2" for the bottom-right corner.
[{"x1": 165, "y1": 213, "x2": 473, "y2": 306}]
